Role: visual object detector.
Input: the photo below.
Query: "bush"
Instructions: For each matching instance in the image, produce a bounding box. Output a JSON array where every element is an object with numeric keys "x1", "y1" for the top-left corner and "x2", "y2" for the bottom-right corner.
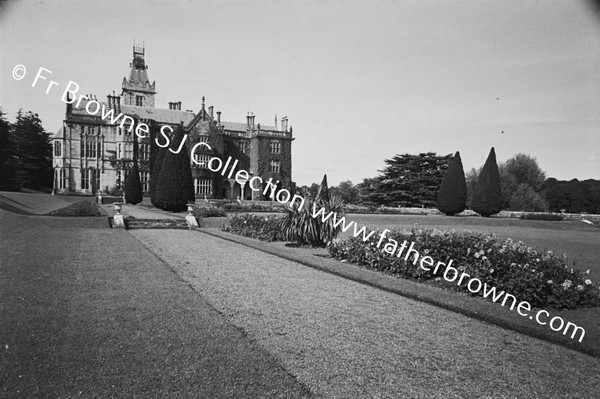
[
  {"x1": 436, "y1": 151, "x2": 467, "y2": 216},
  {"x1": 220, "y1": 214, "x2": 284, "y2": 241},
  {"x1": 155, "y1": 127, "x2": 195, "y2": 212},
  {"x1": 124, "y1": 164, "x2": 143, "y2": 205},
  {"x1": 223, "y1": 202, "x2": 286, "y2": 213},
  {"x1": 150, "y1": 145, "x2": 167, "y2": 208},
  {"x1": 281, "y1": 194, "x2": 345, "y2": 247},
  {"x1": 472, "y1": 147, "x2": 502, "y2": 217},
  {"x1": 104, "y1": 185, "x2": 122, "y2": 197},
  {"x1": 192, "y1": 204, "x2": 227, "y2": 218},
  {"x1": 329, "y1": 228, "x2": 600, "y2": 309},
  {"x1": 520, "y1": 213, "x2": 564, "y2": 221},
  {"x1": 47, "y1": 200, "x2": 101, "y2": 217}
]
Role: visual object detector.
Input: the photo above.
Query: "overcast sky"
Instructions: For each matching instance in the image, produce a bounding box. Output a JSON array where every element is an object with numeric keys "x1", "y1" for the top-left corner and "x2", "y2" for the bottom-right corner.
[{"x1": 1, "y1": 0, "x2": 599, "y2": 186}]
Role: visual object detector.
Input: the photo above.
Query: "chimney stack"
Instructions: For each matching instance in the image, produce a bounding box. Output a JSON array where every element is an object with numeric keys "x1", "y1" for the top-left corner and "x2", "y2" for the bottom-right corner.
[
  {"x1": 281, "y1": 116, "x2": 288, "y2": 132},
  {"x1": 177, "y1": 101, "x2": 181, "y2": 110},
  {"x1": 208, "y1": 106, "x2": 214, "y2": 118},
  {"x1": 274, "y1": 114, "x2": 278, "y2": 131},
  {"x1": 217, "y1": 111, "x2": 221, "y2": 124}
]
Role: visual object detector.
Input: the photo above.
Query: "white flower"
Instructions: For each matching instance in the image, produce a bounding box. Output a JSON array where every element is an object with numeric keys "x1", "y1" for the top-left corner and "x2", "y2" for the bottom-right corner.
[
  {"x1": 585, "y1": 279, "x2": 592, "y2": 285},
  {"x1": 547, "y1": 280, "x2": 553, "y2": 284},
  {"x1": 562, "y1": 279, "x2": 573, "y2": 290},
  {"x1": 490, "y1": 268, "x2": 494, "y2": 273},
  {"x1": 474, "y1": 252, "x2": 481, "y2": 259},
  {"x1": 482, "y1": 256, "x2": 488, "y2": 261},
  {"x1": 585, "y1": 270, "x2": 590, "y2": 275},
  {"x1": 576, "y1": 285, "x2": 584, "y2": 292}
]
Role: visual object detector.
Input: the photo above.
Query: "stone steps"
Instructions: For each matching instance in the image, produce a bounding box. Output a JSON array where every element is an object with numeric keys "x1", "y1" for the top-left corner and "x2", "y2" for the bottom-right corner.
[{"x1": 124, "y1": 218, "x2": 190, "y2": 230}]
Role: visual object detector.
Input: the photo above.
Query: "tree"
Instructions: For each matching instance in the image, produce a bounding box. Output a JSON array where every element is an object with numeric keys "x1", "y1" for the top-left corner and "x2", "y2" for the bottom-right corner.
[
  {"x1": 155, "y1": 125, "x2": 195, "y2": 212},
  {"x1": 7, "y1": 110, "x2": 53, "y2": 190},
  {"x1": 124, "y1": 163, "x2": 143, "y2": 204},
  {"x1": 508, "y1": 184, "x2": 548, "y2": 212},
  {"x1": 465, "y1": 167, "x2": 481, "y2": 209},
  {"x1": 361, "y1": 152, "x2": 452, "y2": 207},
  {"x1": 316, "y1": 174, "x2": 330, "y2": 202},
  {"x1": 471, "y1": 147, "x2": 502, "y2": 217},
  {"x1": 499, "y1": 153, "x2": 546, "y2": 209},
  {"x1": 331, "y1": 180, "x2": 360, "y2": 204},
  {"x1": 436, "y1": 151, "x2": 467, "y2": 215},
  {"x1": 0, "y1": 109, "x2": 17, "y2": 191},
  {"x1": 150, "y1": 145, "x2": 167, "y2": 207}
]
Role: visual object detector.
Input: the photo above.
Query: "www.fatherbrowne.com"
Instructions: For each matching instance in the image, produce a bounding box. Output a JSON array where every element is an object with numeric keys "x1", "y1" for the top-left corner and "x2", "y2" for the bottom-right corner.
[
  {"x1": 309, "y1": 205, "x2": 586, "y2": 343},
  {"x1": 18, "y1": 63, "x2": 585, "y2": 343}
]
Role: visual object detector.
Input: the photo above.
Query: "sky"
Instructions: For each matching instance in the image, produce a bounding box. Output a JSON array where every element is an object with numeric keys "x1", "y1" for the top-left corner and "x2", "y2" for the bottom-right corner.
[{"x1": 1, "y1": 0, "x2": 599, "y2": 186}]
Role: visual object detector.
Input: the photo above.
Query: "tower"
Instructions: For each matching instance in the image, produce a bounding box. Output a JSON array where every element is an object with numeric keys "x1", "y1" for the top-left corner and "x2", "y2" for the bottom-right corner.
[{"x1": 121, "y1": 44, "x2": 156, "y2": 107}]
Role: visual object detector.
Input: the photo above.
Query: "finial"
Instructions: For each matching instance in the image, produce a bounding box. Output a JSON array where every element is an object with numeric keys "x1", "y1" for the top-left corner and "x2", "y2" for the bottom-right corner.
[{"x1": 202, "y1": 96, "x2": 205, "y2": 110}]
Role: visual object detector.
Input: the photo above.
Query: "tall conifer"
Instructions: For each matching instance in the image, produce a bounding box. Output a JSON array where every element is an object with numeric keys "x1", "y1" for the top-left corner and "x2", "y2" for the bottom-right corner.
[
  {"x1": 436, "y1": 151, "x2": 467, "y2": 216},
  {"x1": 471, "y1": 147, "x2": 502, "y2": 217}
]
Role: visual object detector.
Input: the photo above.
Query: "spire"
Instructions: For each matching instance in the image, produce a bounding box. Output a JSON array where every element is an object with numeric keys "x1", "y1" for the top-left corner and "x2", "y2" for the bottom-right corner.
[{"x1": 121, "y1": 42, "x2": 156, "y2": 107}]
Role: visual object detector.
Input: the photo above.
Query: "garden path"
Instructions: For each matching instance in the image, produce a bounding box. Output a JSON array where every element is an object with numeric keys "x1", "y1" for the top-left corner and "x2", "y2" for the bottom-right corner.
[{"x1": 132, "y1": 228, "x2": 600, "y2": 399}]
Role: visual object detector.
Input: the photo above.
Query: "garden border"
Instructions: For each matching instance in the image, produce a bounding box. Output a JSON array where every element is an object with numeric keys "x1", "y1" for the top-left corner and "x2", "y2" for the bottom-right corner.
[{"x1": 198, "y1": 228, "x2": 600, "y2": 359}]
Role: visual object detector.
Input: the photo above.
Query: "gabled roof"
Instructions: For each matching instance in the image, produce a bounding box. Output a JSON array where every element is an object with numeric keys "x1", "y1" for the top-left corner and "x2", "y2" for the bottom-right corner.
[{"x1": 221, "y1": 121, "x2": 277, "y2": 132}]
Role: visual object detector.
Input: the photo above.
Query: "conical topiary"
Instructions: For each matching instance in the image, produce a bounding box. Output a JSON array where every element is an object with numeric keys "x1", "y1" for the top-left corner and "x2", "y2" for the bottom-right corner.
[
  {"x1": 150, "y1": 145, "x2": 167, "y2": 208},
  {"x1": 124, "y1": 163, "x2": 143, "y2": 205},
  {"x1": 436, "y1": 151, "x2": 467, "y2": 216},
  {"x1": 471, "y1": 147, "x2": 502, "y2": 217},
  {"x1": 155, "y1": 126, "x2": 195, "y2": 212}
]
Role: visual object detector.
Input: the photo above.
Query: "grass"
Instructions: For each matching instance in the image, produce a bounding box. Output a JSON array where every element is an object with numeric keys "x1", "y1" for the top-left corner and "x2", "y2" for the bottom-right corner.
[
  {"x1": 46, "y1": 199, "x2": 102, "y2": 217},
  {"x1": 0, "y1": 210, "x2": 312, "y2": 398}
]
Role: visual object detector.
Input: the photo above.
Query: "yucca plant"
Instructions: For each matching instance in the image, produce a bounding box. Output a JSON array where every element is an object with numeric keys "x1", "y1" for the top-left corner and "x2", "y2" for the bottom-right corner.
[{"x1": 282, "y1": 190, "x2": 345, "y2": 247}]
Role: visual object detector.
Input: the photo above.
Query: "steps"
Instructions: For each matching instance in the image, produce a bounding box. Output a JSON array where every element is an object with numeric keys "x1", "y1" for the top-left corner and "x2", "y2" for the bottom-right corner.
[{"x1": 123, "y1": 218, "x2": 190, "y2": 230}]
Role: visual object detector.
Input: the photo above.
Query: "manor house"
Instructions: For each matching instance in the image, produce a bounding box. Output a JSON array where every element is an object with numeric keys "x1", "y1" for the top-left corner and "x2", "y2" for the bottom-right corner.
[{"x1": 52, "y1": 45, "x2": 294, "y2": 200}]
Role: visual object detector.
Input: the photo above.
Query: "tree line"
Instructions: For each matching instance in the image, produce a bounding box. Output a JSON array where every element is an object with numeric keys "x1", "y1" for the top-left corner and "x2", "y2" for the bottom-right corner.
[
  {"x1": 0, "y1": 109, "x2": 53, "y2": 191},
  {"x1": 301, "y1": 150, "x2": 600, "y2": 215}
]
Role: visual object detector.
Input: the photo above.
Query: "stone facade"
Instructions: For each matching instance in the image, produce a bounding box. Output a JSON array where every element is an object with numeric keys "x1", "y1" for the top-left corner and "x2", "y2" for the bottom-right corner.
[{"x1": 52, "y1": 45, "x2": 294, "y2": 200}]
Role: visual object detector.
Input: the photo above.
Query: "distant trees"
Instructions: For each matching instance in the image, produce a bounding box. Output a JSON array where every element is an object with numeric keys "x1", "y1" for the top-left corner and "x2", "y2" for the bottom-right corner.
[
  {"x1": 154, "y1": 126, "x2": 195, "y2": 212},
  {"x1": 436, "y1": 151, "x2": 467, "y2": 215},
  {"x1": 360, "y1": 152, "x2": 452, "y2": 207},
  {"x1": 0, "y1": 109, "x2": 53, "y2": 191},
  {"x1": 467, "y1": 152, "x2": 548, "y2": 212},
  {"x1": 542, "y1": 179, "x2": 600, "y2": 214},
  {"x1": 471, "y1": 147, "x2": 502, "y2": 217},
  {"x1": 330, "y1": 180, "x2": 360, "y2": 204}
]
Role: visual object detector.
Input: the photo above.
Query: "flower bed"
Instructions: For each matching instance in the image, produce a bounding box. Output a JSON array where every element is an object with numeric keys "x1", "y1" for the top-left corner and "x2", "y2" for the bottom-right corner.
[
  {"x1": 192, "y1": 204, "x2": 227, "y2": 218},
  {"x1": 328, "y1": 228, "x2": 600, "y2": 309},
  {"x1": 520, "y1": 213, "x2": 564, "y2": 221},
  {"x1": 220, "y1": 213, "x2": 284, "y2": 242}
]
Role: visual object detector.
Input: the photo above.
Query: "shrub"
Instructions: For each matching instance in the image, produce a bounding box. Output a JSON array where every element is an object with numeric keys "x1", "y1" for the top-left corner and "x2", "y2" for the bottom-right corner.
[
  {"x1": 47, "y1": 200, "x2": 101, "y2": 217},
  {"x1": 192, "y1": 204, "x2": 227, "y2": 218},
  {"x1": 329, "y1": 228, "x2": 600, "y2": 309},
  {"x1": 220, "y1": 213, "x2": 284, "y2": 241},
  {"x1": 520, "y1": 213, "x2": 564, "y2": 221},
  {"x1": 281, "y1": 194, "x2": 345, "y2": 247},
  {"x1": 124, "y1": 163, "x2": 143, "y2": 205},
  {"x1": 436, "y1": 151, "x2": 467, "y2": 216},
  {"x1": 472, "y1": 147, "x2": 502, "y2": 217},
  {"x1": 155, "y1": 126, "x2": 195, "y2": 212},
  {"x1": 150, "y1": 145, "x2": 167, "y2": 208},
  {"x1": 508, "y1": 184, "x2": 549, "y2": 212},
  {"x1": 223, "y1": 202, "x2": 286, "y2": 213},
  {"x1": 105, "y1": 185, "x2": 122, "y2": 197}
]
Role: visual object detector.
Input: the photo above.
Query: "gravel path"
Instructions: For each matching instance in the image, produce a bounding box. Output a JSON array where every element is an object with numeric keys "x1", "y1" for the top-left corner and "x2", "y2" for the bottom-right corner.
[{"x1": 132, "y1": 229, "x2": 600, "y2": 399}]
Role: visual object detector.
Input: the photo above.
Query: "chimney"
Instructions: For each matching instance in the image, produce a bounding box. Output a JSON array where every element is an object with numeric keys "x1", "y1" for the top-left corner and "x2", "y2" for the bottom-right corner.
[
  {"x1": 208, "y1": 106, "x2": 214, "y2": 118},
  {"x1": 217, "y1": 111, "x2": 221, "y2": 124},
  {"x1": 281, "y1": 116, "x2": 288, "y2": 132},
  {"x1": 202, "y1": 96, "x2": 205, "y2": 111},
  {"x1": 274, "y1": 114, "x2": 278, "y2": 131},
  {"x1": 246, "y1": 112, "x2": 252, "y2": 129},
  {"x1": 177, "y1": 101, "x2": 182, "y2": 110},
  {"x1": 168, "y1": 102, "x2": 172, "y2": 110}
]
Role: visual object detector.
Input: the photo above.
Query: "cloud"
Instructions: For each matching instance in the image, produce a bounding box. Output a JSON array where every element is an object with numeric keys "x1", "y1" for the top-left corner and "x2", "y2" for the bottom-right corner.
[{"x1": 581, "y1": 155, "x2": 600, "y2": 162}]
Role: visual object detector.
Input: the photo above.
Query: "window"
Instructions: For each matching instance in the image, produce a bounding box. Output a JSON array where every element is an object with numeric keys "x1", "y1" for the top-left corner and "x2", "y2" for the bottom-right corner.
[
  {"x1": 198, "y1": 136, "x2": 209, "y2": 144},
  {"x1": 194, "y1": 179, "x2": 212, "y2": 195},
  {"x1": 193, "y1": 153, "x2": 211, "y2": 167},
  {"x1": 81, "y1": 168, "x2": 90, "y2": 190},
  {"x1": 85, "y1": 139, "x2": 97, "y2": 158},
  {"x1": 140, "y1": 171, "x2": 149, "y2": 192},
  {"x1": 270, "y1": 140, "x2": 281, "y2": 154},
  {"x1": 118, "y1": 143, "x2": 123, "y2": 159},
  {"x1": 269, "y1": 160, "x2": 280, "y2": 173},
  {"x1": 136, "y1": 95, "x2": 144, "y2": 106},
  {"x1": 124, "y1": 143, "x2": 133, "y2": 160},
  {"x1": 239, "y1": 141, "x2": 248, "y2": 154},
  {"x1": 58, "y1": 168, "x2": 68, "y2": 189},
  {"x1": 54, "y1": 141, "x2": 62, "y2": 157},
  {"x1": 139, "y1": 144, "x2": 150, "y2": 161}
]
